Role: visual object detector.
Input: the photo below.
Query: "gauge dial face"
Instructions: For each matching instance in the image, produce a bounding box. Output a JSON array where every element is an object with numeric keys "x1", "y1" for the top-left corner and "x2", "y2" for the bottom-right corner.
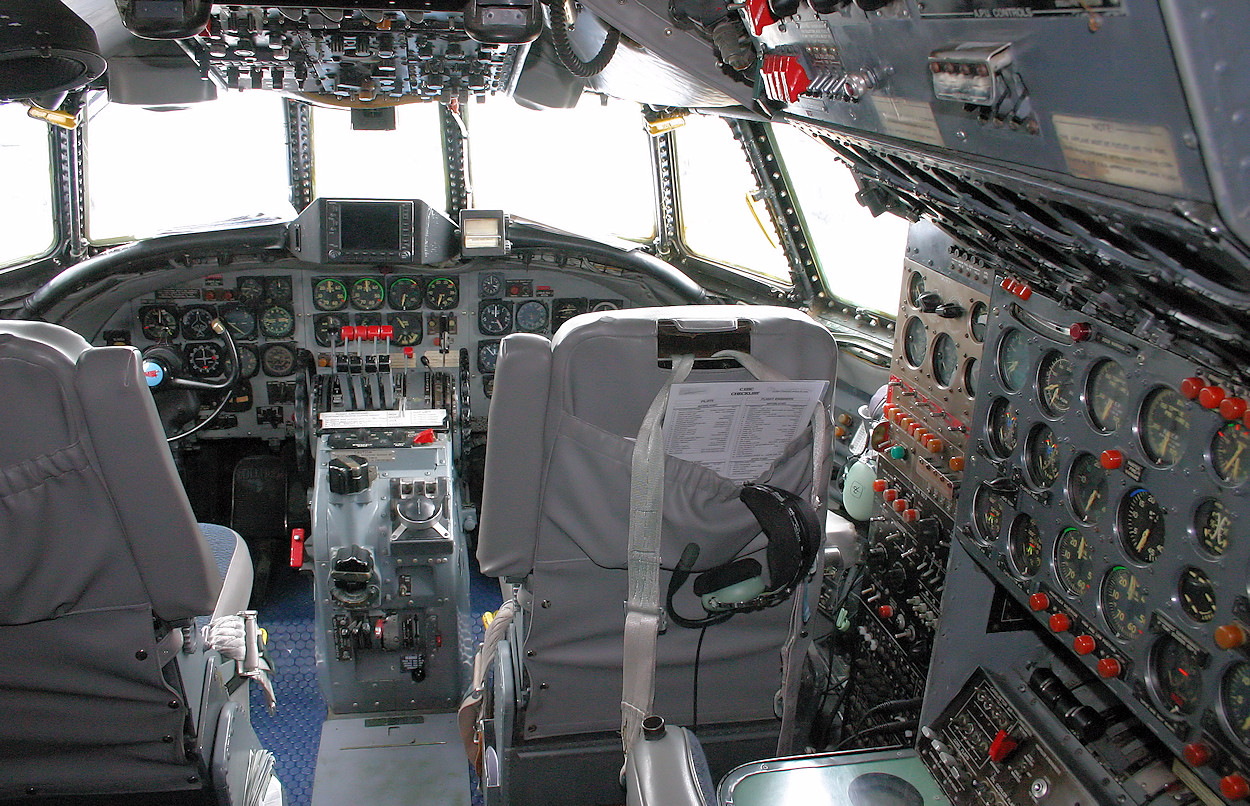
[
  {"x1": 313, "y1": 314, "x2": 347, "y2": 347},
  {"x1": 552, "y1": 299, "x2": 586, "y2": 331},
  {"x1": 907, "y1": 271, "x2": 926, "y2": 306},
  {"x1": 1101, "y1": 566, "x2": 1150, "y2": 640},
  {"x1": 997, "y1": 329, "x2": 1030, "y2": 392},
  {"x1": 235, "y1": 276, "x2": 264, "y2": 305},
  {"x1": 425, "y1": 277, "x2": 459, "y2": 310},
  {"x1": 179, "y1": 306, "x2": 215, "y2": 341},
  {"x1": 973, "y1": 484, "x2": 1009, "y2": 541},
  {"x1": 1179, "y1": 567, "x2": 1216, "y2": 623},
  {"x1": 1213, "y1": 421, "x2": 1250, "y2": 485},
  {"x1": 1140, "y1": 387, "x2": 1191, "y2": 466},
  {"x1": 1055, "y1": 526, "x2": 1097, "y2": 596},
  {"x1": 234, "y1": 344, "x2": 259, "y2": 379},
  {"x1": 1086, "y1": 359, "x2": 1129, "y2": 432},
  {"x1": 387, "y1": 277, "x2": 423, "y2": 311},
  {"x1": 349, "y1": 277, "x2": 385, "y2": 311},
  {"x1": 386, "y1": 313, "x2": 423, "y2": 347},
  {"x1": 221, "y1": 306, "x2": 257, "y2": 340},
  {"x1": 969, "y1": 301, "x2": 988, "y2": 343},
  {"x1": 1026, "y1": 424, "x2": 1061, "y2": 488},
  {"x1": 266, "y1": 276, "x2": 293, "y2": 303},
  {"x1": 1037, "y1": 351, "x2": 1074, "y2": 415},
  {"x1": 480, "y1": 273, "x2": 503, "y2": 298},
  {"x1": 932, "y1": 333, "x2": 958, "y2": 388},
  {"x1": 259, "y1": 305, "x2": 295, "y2": 339},
  {"x1": 478, "y1": 301, "x2": 512, "y2": 336},
  {"x1": 1068, "y1": 453, "x2": 1109, "y2": 523},
  {"x1": 1151, "y1": 635, "x2": 1205, "y2": 717},
  {"x1": 355, "y1": 312, "x2": 381, "y2": 329},
  {"x1": 1221, "y1": 663, "x2": 1250, "y2": 748},
  {"x1": 312, "y1": 278, "x2": 348, "y2": 311},
  {"x1": 962, "y1": 359, "x2": 978, "y2": 400},
  {"x1": 1119, "y1": 488, "x2": 1166, "y2": 563},
  {"x1": 261, "y1": 344, "x2": 296, "y2": 377},
  {"x1": 1195, "y1": 498, "x2": 1233, "y2": 556},
  {"x1": 483, "y1": 375, "x2": 495, "y2": 398},
  {"x1": 139, "y1": 305, "x2": 178, "y2": 341},
  {"x1": 987, "y1": 397, "x2": 1018, "y2": 458},
  {"x1": 590, "y1": 300, "x2": 621, "y2": 312},
  {"x1": 184, "y1": 342, "x2": 222, "y2": 377},
  {"x1": 516, "y1": 300, "x2": 549, "y2": 333},
  {"x1": 477, "y1": 340, "x2": 500, "y2": 373},
  {"x1": 903, "y1": 318, "x2": 926, "y2": 368},
  {"x1": 1008, "y1": 514, "x2": 1042, "y2": 578}
]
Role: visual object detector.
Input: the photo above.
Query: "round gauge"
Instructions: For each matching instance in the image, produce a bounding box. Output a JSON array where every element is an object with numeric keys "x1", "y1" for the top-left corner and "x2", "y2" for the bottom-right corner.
[
  {"x1": 478, "y1": 301, "x2": 512, "y2": 336},
  {"x1": 1179, "y1": 567, "x2": 1216, "y2": 623},
  {"x1": 312, "y1": 278, "x2": 348, "y2": 311},
  {"x1": 179, "y1": 307, "x2": 215, "y2": 341},
  {"x1": 266, "y1": 276, "x2": 293, "y2": 304},
  {"x1": 1026, "y1": 424, "x2": 1061, "y2": 489},
  {"x1": 1213, "y1": 422, "x2": 1250, "y2": 485},
  {"x1": 552, "y1": 300, "x2": 585, "y2": 331},
  {"x1": 235, "y1": 276, "x2": 264, "y2": 305},
  {"x1": 1119, "y1": 488, "x2": 1166, "y2": 563},
  {"x1": 387, "y1": 277, "x2": 423, "y2": 311},
  {"x1": 314, "y1": 314, "x2": 348, "y2": 348},
  {"x1": 480, "y1": 273, "x2": 503, "y2": 298},
  {"x1": 1086, "y1": 359, "x2": 1129, "y2": 432},
  {"x1": 261, "y1": 343, "x2": 296, "y2": 377},
  {"x1": 477, "y1": 340, "x2": 500, "y2": 374},
  {"x1": 483, "y1": 375, "x2": 495, "y2": 398},
  {"x1": 1101, "y1": 566, "x2": 1150, "y2": 640},
  {"x1": 386, "y1": 313, "x2": 423, "y2": 347},
  {"x1": 355, "y1": 313, "x2": 381, "y2": 329},
  {"x1": 1037, "y1": 351, "x2": 1075, "y2": 416},
  {"x1": 903, "y1": 317, "x2": 926, "y2": 368},
  {"x1": 139, "y1": 306, "x2": 178, "y2": 341},
  {"x1": 426, "y1": 277, "x2": 460, "y2": 310},
  {"x1": 969, "y1": 301, "x2": 988, "y2": 343},
  {"x1": 1195, "y1": 498, "x2": 1233, "y2": 556},
  {"x1": 259, "y1": 305, "x2": 295, "y2": 339},
  {"x1": 1008, "y1": 514, "x2": 1042, "y2": 578},
  {"x1": 349, "y1": 277, "x2": 385, "y2": 311},
  {"x1": 1220, "y1": 663, "x2": 1250, "y2": 748},
  {"x1": 184, "y1": 342, "x2": 222, "y2": 377},
  {"x1": 1055, "y1": 526, "x2": 1097, "y2": 597},
  {"x1": 590, "y1": 300, "x2": 621, "y2": 312},
  {"x1": 1068, "y1": 453, "x2": 1109, "y2": 523},
  {"x1": 1151, "y1": 635, "x2": 1205, "y2": 717},
  {"x1": 1140, "y1": 387, "x2": 1191, "y2": 466},
  {"x1": 234, "y1": 344, "x2": 259, "y2": 379},
  {"x1": 516, "y1": 300, "x2": 549, "y2": 334},
  {"x1": 987, "y1": 397, "x2": 1018, "y2": 458},
  {"x1": 973, "y1": 484, "x2": 1009, "y2": 541},
  {"x1": 931, "y1": 333, "x2": 958, "y2": 388},
  {"x1": 907, "y1": 272, "x2": 926, "y2": 306},
  {"x1": 221, "y1": 306, "x2": 257, "y2": 340},
  {"x1": 997, "y1": 329, "x2": 1030, "y2": 392},
  {"x1": 964, "y1": 358, "x2": 979, "y2": 399}
]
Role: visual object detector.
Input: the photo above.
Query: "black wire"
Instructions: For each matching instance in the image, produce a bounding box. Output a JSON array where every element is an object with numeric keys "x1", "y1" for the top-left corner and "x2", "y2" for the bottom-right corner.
[
  {"x1": 693, "y1": 625, "x2": 708, "y2": 731},
  {"x1": 544, "y1": 0, "x2": 620, "y2": 78},
  {"x1": 833, "y1": 719, "x2": 918, "y2": 751}
]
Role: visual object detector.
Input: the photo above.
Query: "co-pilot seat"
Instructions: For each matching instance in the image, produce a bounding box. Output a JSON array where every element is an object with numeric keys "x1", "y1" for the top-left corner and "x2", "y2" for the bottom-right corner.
[
  {"x1": 0, "y1": 321, "x2": 275, "y2": 805},
  {"x1": 476, "y1": 305, "x2": 837, "y2": 805}
]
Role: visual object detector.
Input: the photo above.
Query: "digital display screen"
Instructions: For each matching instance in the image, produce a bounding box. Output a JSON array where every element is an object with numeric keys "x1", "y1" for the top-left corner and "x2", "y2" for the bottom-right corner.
[{"x1": 338, "y1": 203, "x2": 403, "y2": 251}]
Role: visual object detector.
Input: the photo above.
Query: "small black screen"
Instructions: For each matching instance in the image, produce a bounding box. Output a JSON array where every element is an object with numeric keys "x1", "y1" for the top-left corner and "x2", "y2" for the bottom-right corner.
[{"x1": 338, "y1": 203, "x2": 403, "y2": 251}]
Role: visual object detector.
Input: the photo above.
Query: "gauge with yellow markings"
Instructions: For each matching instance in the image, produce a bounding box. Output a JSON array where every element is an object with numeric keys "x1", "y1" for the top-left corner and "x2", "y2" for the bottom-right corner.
[
  {"x1": 1008, "y1": 514, "x2": 1042, "y2": 578},
  {"x1": 1140, "y1": 387, "x2": 1190, "y2": 466},
  {"x1": 1055, "y1": 526, "x2": 1096, "y2": 597},
  {"x1": 1195, "y1": 498, "x2": 1232, "y2": 556},
  {"x1": 1086, "y1": 359, "x2": 1129, "y2": 432},
  {"x1": 1178, "y1": 567, "x2": 1216, "y2": 623},
  {"x1": 1068, "y1": 453, "x2": 1108, "y2": 523},
  {"x1": 1213, "y1": 421, "x2": 1250, "y2": 485},
  {"x1": 312, "y1": 278, "x2": 348, "y2": 311},
  {"x1": 387, "y1": 277, "x2": 424, "y2": 311},
  {"x1": 1221, "y1": 663, "x2": 1250, "y2": 748},
  {"x1": 1037, "y1": 351, "x2": 1074, "y2": 415},
  {"x1": 425, "y1": 277, "x2": 459, "y2": 310},
  {"x1": 349, "y1": 277, "x2": 385, "y2": 311},
  {"x1": 1119, "y1": 488, "x2": 1165, "y2": 563},
  {"x1": 1101, "y1": 566, "x2": 1150, "y2": 640},
  {"x1": 1026, "y1": 424, "x2": 1061, "y2": 488},
  {"x1": 259, "y1": 305, "x2": 295, "y2": 339},
  {"x1": 386, "y1": 313, "x2": 423, "y2": 347}
]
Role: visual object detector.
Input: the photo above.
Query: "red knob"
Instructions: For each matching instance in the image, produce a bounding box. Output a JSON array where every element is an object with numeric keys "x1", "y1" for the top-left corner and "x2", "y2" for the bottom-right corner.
[
  {"x1": 1069, "y1": 322, "x2": 1093, "y2": 342},
  {"x1": 1049, "y1": 613, "x2": 1071, "y2": 633},
  {"x1": 927, "y1": 437, "x2": 944, "y2": 453},
  {"x1": 1216, "y1": 623, "x2": 1248, "y2": 650},
  {"x1": 1221, "y1": 397, "x2": 1248, "y2": 420},
  {"x1": 882, "y1": 404, "x2": 896, "y2": 419},
  {"x1": 878, "y1": 605, "x2": 894, "y2": 619},
  {"x1": 902, "y1": 508, "x2": 919, "y2": 523},
  {"x1": 1100, "y1": 449, "x2": 1123, "y2": 470},
  {"x1": 893, "y1": 498, "x2": 908, "y2": 512},
  {"x1": 883, "y1": 489, "x2": 899, "y2": 502},
  {"x1": 1183, "y1": 742, "x2": 1212, "y2": 767},
  {"x1": 1073, "y1": 635, "x2": 1096, "y2": 655},
  {"x1": 949, "y1": 456, "x2": 966, "y2": 472},
  {"x1": 1097, "y1": 657, "x2": 1121, "y2": 679},
  {"x1": 1028, "y1": 593, "x2": 1050, "y2": 612},
  {"x1": 1199, "y1": 386, "x2": 1226, "y2": 409},
  {"x1": 873, "y1": 479, "x2": 888, "y2": 493},
  {"x1": 1221, "y1": 774, "x2": 1250, "y2": 801},
  {"x1": 1180, "y1": 376, "x2": 1206, "y2": 399}
]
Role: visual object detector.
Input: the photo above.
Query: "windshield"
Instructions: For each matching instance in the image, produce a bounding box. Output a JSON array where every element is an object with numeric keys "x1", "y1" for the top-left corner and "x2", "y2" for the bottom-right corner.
[
  {"x1": 0, "y1": 104, "x2": 55, "y2": 269},
  {"x1": 312, "y1": 103, "x2": 446, "y2": 204}
]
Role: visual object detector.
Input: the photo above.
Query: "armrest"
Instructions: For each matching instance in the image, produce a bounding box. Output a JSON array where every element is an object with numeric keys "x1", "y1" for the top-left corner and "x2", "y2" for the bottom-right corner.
[{"x1": 625, "y1": 719, "x2": 715, "y2": 806}]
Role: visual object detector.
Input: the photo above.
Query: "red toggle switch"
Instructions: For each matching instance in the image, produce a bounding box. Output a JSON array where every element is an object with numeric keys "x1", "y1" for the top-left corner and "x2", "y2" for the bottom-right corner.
[
  {"x1": 987, "y1": 729, "x2": 1018, "y2": 763},
  {"x1": 1216, "y1": 623, "x2": 1248, "y2": 650},
  {"x1": 413, "y1": 428, "x2": 437, "y2": 445},
  {"x1": 878, "y1": 605, "x2": 894, "y2": 619},
  {"x1": 872, "y1": 478, "x2": 888, "y2": 493},
  {"x1": 1096, "y1": 657, "x2": 1122, "y2": 679},
  {"x1": 883, "y1": 488, "x2": 899, "y2": 502},
  {"x1": 1014, "y1": 284, "x2": 1032, "y2": 301},
  {"x1": 902, "y1": 509, "x2": 919, "y2": 523},
  {"x1": 744, "y1": 0, "x2": 776, "y2": 35},
  {"x1": 366, "y1": 325, "x2": 381, "y2": 341},
  {"x1": 1221, "y1": 397, "x2": 1247, "y2": 420},
  {"x1": 1199, "y1": 386, "x2": 1226, "y2": 409},
  {"x1": 893, "y1": 498, "x2": 908, "y2": 512},
  {"x1": 1180, "y1": 376, "x2": 1206, "y2": 399},
  {"x1": 760, "y1": 53, "x2": 811, "y2": 103},
  {"x1": 290, "y1": 528, "x2": 305, "y2": 569}
]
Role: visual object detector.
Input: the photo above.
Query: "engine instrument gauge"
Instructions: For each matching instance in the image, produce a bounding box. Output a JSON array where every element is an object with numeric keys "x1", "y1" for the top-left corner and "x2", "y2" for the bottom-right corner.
[
  {"x1": 1220, "y1": 663, "x2": 1250, "y2": 748},
  {"x1": 477, "y1": 340, "x2": 500, "y2": 373},
  {"x1": 312, "y1": 278, "x2": 348, "y2": 311},
  {"x1": 987, "y1": 397, "x2": 1018, "y2": 458},
  {"x1": 480, "y1": 273, "x2": 503, "y2": 298},
  {"x1": 266, "y1": 276, "x2": 293, "y2": 304},
  {"x1": 1151, "y1": 635, "x2": 1205, "y2": 717},
  {"x1": 179, "y1": 306, "x2": 215, "y2": 341},
  {"x1": 221, "y1": 305, "x2": 257, "y2": 340},
  {"x1": 516, "y1": 300, "x2": 549, "y2": 333},
  {"x1": 907, "y1": 271, "x2": 925, "y2": 306},
  {"x1": 997, "y1": 328, "x2": 1030, "y2": 392},
  {"x1": 1026, "y1": 424, "x2": 1061, "y2": 488},
  {"x1": 1068, "y1": 453, "x2": 1108, "y2": 523},
  {"x1": 1007, "y1": 514, "x2": 1042, "y2": 578},
  {"x1": 313, "y1": 314, "x2": 347, "y2": 347},
  {"x1": 1101, "y1": 566, "x2": 1150, "y2": 640},
  {"x1": 139, "y1": 305, "x2": 178, "y2": 341},
  {"x1": 970, "y1": 301, "x2": 988, "y2": 343},
  {"x1": 552, "y1": 299, "x2": 586, "y2": 331},
  {"x1": 903, "y1": 317, "x2": 926, "y2": 368},
  {"x1": 235, "y1": 276, "x2": 264, "y2": 305},
  {"x1": 1119, "y1": 488, "x2": 1166, "y2": 563},
  {"x1": 964, "y1": 358, "x2": 979, "y2": 399},
  {"x1": 349, "y1": 277, "x2": 385, "y2": 311},
  {"x1": 234, "y1": 344, "x2": 259, "y2": 379},
  {"x1": 1140, "y1": 387, "x2": 1191, "y2": 466},
  {"x1": 386, "y1": 313, "x2": 423, "y2": 347},
  {"x1": 932, "y1": 333, "x2": 957, "y2": 387},
  {"x1": 425, "y1": 278, "x2": 459, "y2": 310},
  {"x1": 1178, "y1": 567, "x2": 1216, "y2": 623},
  {"x1": 1213, "y1": 421, "x2": 1250, "y2": 485},
  {"x1": 261, "y1": 343, "x2": 296, "y2": 377},
  {"x1": 184, "y1": 342, "x2": 222, "y2": 377},
  {"x1": 1195, "y1": 498, "x2": 1233, "y2": 556},
  {"x1": 387, "y1": 277, "x2": 423, "y2": 311},
  {"x1": 259, "y1": 305, "x2": 295, "y2": 339},
  {"x1": 1086, "y1": 359, "x2": 1129, "y2": 432},
  {"x1": 973, "y1": 484, "x2": 1009, "y2": 541},
  {"x1": 478, "y1": 301, "x2": 512, "y2": 336},
  {"x1": 1055, "y1": 526, "x2": 1096, "y2": 596},
  {"x1": 1037, "y1": 351, "x2": 1074, "y2": 415}
]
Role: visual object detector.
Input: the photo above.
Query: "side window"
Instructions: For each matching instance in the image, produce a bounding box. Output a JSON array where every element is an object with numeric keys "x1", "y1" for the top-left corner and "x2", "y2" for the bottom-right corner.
[
  {"x1": 0, "y1": 104, "x2": 55, "y2": 268},
  {"x1": 672, "y1": 115, "x2": 790, "y2": 284},
  {"x1": 771, "y1": 124, "x2": 910, "y2": 315}
]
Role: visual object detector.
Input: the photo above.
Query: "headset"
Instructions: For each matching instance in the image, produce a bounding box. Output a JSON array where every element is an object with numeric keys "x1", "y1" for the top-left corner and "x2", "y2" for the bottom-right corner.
[{"x1": 666, "y1": 483, "x2": 822, "y2": 629}]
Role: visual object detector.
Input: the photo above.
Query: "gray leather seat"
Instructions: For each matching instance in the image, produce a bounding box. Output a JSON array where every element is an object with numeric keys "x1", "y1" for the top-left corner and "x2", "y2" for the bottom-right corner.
[
  {"x1": 476, "y1": 305, "x2": 836, "y2": 804},
  {"x1": 0, "y1": 321, "x2": 271, "y2": 804}
]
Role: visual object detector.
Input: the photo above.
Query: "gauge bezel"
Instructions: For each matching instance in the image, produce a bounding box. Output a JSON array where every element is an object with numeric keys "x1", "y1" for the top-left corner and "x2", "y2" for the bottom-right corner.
[
  {"x1": 138, "y1": 304, "x2": 179, "y2": 341},
  {"x1": 387, "y1": 277, "x2": 424, "y2": 311},
  {"x1": 1138, "y1": 386, "x2": 1190, "y2": 467},
  {"x1": 902, "y1": 317, "x2": 926, "y2": 369},
  {"x1": 183, "y1": 341, "x2": 223, "y2": 378},
  {"x1": 986, "y1": 397, "x2": 1018, "y2": 459},
  {"x1": 477, "y1": 340, "x2": 501, "y2": 374},
  {"x1": 1193, "y1": 497, "x2": 1232, "y2": 558},
  {"x1": 266, "y1": 275, "x2": 293, "y2": 304},
  {"x1": 220, "y1": 304, "x2": 258, "y2": 340},
  {"x1": 1067, "y1": 453, "x2": 1109, "y2": 525},
  {"x1": 260, "y1": 343, "x2": 297, "y2": 377},
  {"x1": 515, "y1": 300, "x2": 549, "y2": 334},
  {"x1": 313, "y1": 313, "x2": 348, "y2": 348},
  {"x1": 235, "y1": 276, "x2": 265, "y2": 305},
  {"x1": 311, "y1": 277, "x2": 349, "y2": 312},
  {"x1": 1218, "y1": 662, "x2": 1250, "y2": 751},
  {"x1": 1117, "y1": 487, "x2": 1166, "y2": 564},
  {"x1": 1054, "y1": 526, "x2": 1097, "y2": 597},
  {"x1": 1099, "y1": 565, "x2": 1150, "y2": 641},
  {"x1": 259, "y1": 304, "x2": 296, "y2": 339},
  {"x1": 1085, "y1": 358, "x2": 1129, "y2": 434},
  {"x1": 349, "y1": 277, "x2": 386, "y2": 311},
  {"x1": 178, "y1": 305, "x2": 216, "y2": 341},
  {"x1": 1025, "y1": 423, "x2": 1061, "y2": 489},
  {"x1": 963, "y1": 357, "x2": 978, "y2": 400},
  {"x1": 425, "y1": 277, "x2": 460, "y2": 310},
  {"x1": 972, "y1": 483, "x2": 1009, "y2": 543},
  {"x1": 1006, "y1": 513, "x2": 1042, "y2": 579},
  {"x1": 478, "y1": 300, "x2": 513, "y2": 337},
  {"x1": 931, "y1": 332, "x2": 958, "y2": 388},
  {"x1": 1146, "y1": 634, "x2": 1205, "y2": 719},
  {"x1": 386, "y1": 312, "x2": 423, "y2": 347},
  {"x1": 1177, "y1": 567, "x2": 1217, "y2": 624},
  {"x1": 907, "y1": 271, "x2": 926, "y2": 307},
  {"x1": 235, "y1": 343, "x2": 259, "y2": 379},
  {"x1": 997, "y1": 328, "x2": 1030, "y2": 393},
  {"x1": 1211, "y1": 421, "x2": 1250, "y2": 486},
  {"x1": 1036, "y1": 350, "x2": 1074, "y2": 417}
]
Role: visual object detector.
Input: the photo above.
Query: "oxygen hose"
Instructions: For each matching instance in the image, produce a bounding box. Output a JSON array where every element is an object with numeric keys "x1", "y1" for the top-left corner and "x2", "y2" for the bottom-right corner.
[{"x1": 544, "y1": 0, "x2": 620, "y2": 78}]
